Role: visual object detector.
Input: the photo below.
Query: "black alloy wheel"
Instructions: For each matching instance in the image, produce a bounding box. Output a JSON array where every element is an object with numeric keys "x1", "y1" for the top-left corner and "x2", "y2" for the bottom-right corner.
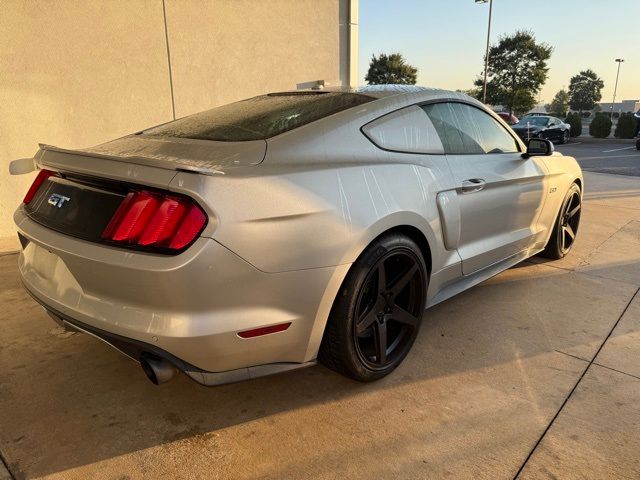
[
  {"x1": 559, "y1": 188, "x2": 581, "y2": 254},
  {"x1": 353, "y1": 249, "x2": 424, "y2": 370},
  {"x1": 540, "y1": 183, "x2": 581, "y2": 259},
  {"x1": 319, "y1": 233, "x2": 427, "y2": 381}
]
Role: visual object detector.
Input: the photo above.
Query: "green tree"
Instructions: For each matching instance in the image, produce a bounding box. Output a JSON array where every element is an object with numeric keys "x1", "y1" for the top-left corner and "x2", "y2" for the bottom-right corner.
[
  {"x1": 614, "y1": 113, "x2": 636, "y2": 139},
  {"x1": 568, "y1": 70, "x2": 604, "y2": 113},
  {"x1": 473, "y1": 30, "x2": 552, "y2": 115},
  {"x1": 546, "y1": 89, "x2": 569, "y2": 117},
  {"x1": 365, "y1": 53, "x2": 418, "y2": 85},
  {"x1": 589, "y1": 113, "x2": 612, "y2": 138},
  {"x1": 564, "y1": 112, "x2": 582, "y2": 137}
]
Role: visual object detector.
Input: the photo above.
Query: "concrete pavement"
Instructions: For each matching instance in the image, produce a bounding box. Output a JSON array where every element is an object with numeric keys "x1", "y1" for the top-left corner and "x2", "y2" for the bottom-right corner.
[{"x1": 1, "y1": 171, "x2": 639, "y2": 479}]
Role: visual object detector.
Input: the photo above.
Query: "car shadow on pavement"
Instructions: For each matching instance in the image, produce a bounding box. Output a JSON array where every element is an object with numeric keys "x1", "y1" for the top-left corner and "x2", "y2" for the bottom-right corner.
[{"x1": 1, "y1": 252, "x2": 639, "y2": 479}]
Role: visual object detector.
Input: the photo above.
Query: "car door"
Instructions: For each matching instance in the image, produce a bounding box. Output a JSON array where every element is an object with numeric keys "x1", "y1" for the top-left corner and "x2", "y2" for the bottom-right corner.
[{"x1": 422, "y1": 101, "x2": 548, "y2": 275}]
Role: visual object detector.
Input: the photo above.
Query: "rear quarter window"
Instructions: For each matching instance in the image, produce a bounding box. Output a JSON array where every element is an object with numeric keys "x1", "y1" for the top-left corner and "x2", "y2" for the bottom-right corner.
[
  {"x1": 144, "y1": 92, "x2": 374, "y2": 142},
  {"x1": 362, "y1": 105, "x2": 444, "y2": 154}
]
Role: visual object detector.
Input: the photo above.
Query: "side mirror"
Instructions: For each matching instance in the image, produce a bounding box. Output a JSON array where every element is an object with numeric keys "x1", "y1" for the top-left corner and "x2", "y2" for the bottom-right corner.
[{"x1": 523, "y1": 138, "x2": 554, "y2": 159}]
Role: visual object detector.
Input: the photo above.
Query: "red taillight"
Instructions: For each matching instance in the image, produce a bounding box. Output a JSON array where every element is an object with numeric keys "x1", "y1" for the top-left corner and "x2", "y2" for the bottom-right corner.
[
  {"x1": 138, "y1": 197, "x2": 187, "y2": 246},
  {"x1": 23, "y1": 169, "x2": 55, "y2": 204},
  {"x1": 102, "y1": 190, "x2": 206, "y2": 252},
  {"x1": 168, "y1": 205, "x2": 207, "y2": 250}
]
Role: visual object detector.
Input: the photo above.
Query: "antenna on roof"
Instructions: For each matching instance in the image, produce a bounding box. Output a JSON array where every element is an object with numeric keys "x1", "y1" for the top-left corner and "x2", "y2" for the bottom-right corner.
[{"x1": 296, "y1": 80, "x2": 325, "y2": 91}]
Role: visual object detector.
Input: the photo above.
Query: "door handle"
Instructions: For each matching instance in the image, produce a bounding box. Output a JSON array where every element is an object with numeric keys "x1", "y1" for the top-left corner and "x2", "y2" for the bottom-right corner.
[{"x1": 460, "y1": 178, "x2": 486, "y2": 193}]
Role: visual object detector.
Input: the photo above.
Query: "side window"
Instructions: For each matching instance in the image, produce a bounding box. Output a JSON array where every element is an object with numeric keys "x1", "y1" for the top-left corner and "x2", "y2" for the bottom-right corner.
[
  {"x1": 362, "y1": 105, "x2": 444, "y2": 154},
  {"x1": 422, "y1": 102, "x2": 519, "y2": 154}
]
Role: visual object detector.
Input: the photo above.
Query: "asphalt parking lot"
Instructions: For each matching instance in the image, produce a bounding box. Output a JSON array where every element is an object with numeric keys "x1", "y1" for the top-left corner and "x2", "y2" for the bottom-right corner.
[
  {"x1": 558, "y1": 139, "x2": 640, "y2": 177},
  {"x1": 2, "y1": 168, "x2": 640, "y2": 479}
]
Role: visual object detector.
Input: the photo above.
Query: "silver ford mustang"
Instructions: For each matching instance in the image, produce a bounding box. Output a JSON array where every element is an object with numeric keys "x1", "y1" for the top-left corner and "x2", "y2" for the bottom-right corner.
[{"x1": 13, "y1": 85, "x2": 582, "y2": 386}]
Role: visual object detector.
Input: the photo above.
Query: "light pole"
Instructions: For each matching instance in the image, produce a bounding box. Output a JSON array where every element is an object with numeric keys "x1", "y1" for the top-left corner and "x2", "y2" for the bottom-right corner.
[
  {"x1": 476, "y1": 0, "x2": 493, "y2": 104},
  {"x1": 610, "y1": 58, "x2": 624, "y2": 119}
]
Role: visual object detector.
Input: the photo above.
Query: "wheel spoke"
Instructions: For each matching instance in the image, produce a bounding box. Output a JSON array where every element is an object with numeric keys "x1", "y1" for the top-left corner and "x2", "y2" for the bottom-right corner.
[
  {"x1": 392, "y1": 306, "x2": 419, "y2": 328},
  {"x1": 565, "y1": 224, "x2": 576, "y2": 240},
  {"x1": 561, "y1": 227, "x2": 567, "y2": 250},
  {"x1": 374, "y1": 321, "x2": 387, "y2": 364},
  {"x1": 567, "y1": 203, "x2": 581, "y2": 219},
  {"x1": 388, "y1": 263, "x2": 418, "y2": 296},
  {"x1": 377, "y1": 262, "x2": 386, "y2": 293},
  {"x1": 356, "y1": 309, "x2": 377, "y2": 335},
  {"x1": 564, "y1": 195, "x2": 576, "y2": 215}
]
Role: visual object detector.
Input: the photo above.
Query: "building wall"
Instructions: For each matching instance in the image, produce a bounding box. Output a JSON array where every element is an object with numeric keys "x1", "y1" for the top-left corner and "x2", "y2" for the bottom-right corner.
[
  {"x1": 597, "y1": 100, "x2": 640, "y2": 114},
  {"x1": 0, "y1": 0, "x2": 357, "y2": 251}
]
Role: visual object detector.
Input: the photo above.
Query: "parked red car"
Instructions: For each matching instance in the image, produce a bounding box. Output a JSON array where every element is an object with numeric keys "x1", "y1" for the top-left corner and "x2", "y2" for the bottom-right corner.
[{"x1": 497, "y1": 112, "x2": 519, "y2": 125}]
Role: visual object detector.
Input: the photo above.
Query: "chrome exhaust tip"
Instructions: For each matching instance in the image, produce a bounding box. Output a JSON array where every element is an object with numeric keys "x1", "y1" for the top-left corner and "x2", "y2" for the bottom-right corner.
[{"x1": 140, "y1": 354, "x2": 177, "y2": 385}]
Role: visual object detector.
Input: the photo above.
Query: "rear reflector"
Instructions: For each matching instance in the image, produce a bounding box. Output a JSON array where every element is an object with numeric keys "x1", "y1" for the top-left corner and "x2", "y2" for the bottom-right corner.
[
  {"x1": 237, "y1": 323, "x2": 292, "y2": 339},
  {"x1": 102, "y1": 190, "x2": 206, "y2": 252},
  {"x1": 23, "y1": 169, "x2": 55, "y2": 204}
]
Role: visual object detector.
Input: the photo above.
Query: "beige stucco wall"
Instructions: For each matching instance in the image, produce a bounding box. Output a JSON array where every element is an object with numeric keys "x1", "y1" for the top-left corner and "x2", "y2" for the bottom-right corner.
[{"x1": 0, "y1": 0, "x2": 356, "y2": 251}]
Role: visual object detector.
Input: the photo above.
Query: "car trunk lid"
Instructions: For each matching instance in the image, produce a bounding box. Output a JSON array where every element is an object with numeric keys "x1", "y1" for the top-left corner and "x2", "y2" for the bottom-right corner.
[
  {"x1": 24, "y1": 173, "x2": 129, "y2": 245},
  {"x1": 40, "y1": 134, "x2": 267, "y2": 175},
  {"x1": 22, "y1": 135, "x2": 265, "y2": 250}
]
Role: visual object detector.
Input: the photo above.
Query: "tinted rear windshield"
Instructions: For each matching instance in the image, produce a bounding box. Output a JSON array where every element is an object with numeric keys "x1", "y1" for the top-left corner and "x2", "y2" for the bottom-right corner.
[
  {"x1": 144, "y1": 92, "x2": 375, "y2": 142},
  {"x1": 516, "y1": 117, "x2": 549, "y2": 126}
]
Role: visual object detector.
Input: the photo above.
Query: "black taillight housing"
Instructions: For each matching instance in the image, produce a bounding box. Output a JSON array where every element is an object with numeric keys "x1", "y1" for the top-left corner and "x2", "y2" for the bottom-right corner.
[{"x1": 22, "y1": 169, "x2": 207, "y2": 253}]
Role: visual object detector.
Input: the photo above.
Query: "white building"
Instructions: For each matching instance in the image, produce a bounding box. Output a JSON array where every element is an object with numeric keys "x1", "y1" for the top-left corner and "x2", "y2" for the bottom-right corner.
[{"x1": 598, "y1": 99, "x2": 640, "y2": 114}]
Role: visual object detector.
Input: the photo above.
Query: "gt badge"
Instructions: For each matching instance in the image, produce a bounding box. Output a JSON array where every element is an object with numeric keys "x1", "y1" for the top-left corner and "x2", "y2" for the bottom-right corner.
[{"x1": 48, "y1": 193, "x2": 71, "y2": 208}]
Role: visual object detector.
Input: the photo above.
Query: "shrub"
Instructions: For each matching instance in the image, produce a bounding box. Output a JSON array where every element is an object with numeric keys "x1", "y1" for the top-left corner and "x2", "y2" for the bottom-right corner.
[
  {"x1": 590, "y1": 114, "x2": 612, "y2": 138},
  {"x1": 614, "y1": 113, "x2": 637, "y2": 139},
  {"x1": 612, "y1": 111, "x2": 620, "y2": 119},
  {"x1": 565, "y1": 112, "x2": 582, "y2": 137}
]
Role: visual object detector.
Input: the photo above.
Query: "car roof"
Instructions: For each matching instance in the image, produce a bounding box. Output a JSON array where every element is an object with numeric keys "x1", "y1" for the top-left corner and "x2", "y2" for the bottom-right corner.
[
  {"x1": 283, "y1": 84, "x2": 461, "y2": 101},
  {"x1": 279, "y1": 85, "x2": 487, "y2": 117},
  {"x1": 353, "y1": 84, "x2": 442, "y2": 98}
]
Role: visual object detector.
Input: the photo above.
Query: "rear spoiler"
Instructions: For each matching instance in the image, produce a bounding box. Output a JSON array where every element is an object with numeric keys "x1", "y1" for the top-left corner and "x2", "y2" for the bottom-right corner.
[
  {"x1": 9, "y1": 144, "x2": 224, "y2": 176},
  {"x1": 9, "y1": 157, "x2": 36, "y2": 175},
  {"x1": 11, "y1": 135, "x2": 267, "y2": 177},
  {"x1": 35, "y1": 144, "x2": 226, "y2": 176}
]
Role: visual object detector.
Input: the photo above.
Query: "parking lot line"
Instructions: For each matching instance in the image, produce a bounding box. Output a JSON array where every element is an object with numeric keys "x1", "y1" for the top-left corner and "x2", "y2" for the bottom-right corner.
[
  {"x1": 603, "y1": 146, "x2": 635, "y2": 153},
  {"x1": 580, "y1": 154, "x2": 640, "y2": 161}
]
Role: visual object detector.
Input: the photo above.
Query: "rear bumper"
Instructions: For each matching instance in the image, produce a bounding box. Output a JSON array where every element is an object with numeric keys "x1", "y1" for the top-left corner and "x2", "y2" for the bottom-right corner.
[
  {"x1": 15, "y1": 206, "x2": 350, "y2": 381},
  {"x1": 26, "y1": 289, "x2": 315, "y2": 386}
]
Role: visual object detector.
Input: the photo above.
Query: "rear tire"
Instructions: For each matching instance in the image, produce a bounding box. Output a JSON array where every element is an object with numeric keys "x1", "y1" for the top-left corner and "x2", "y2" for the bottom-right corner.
[
  {"x1": 540, "y1": 183, "x2": 581, "y2": 259},
  {"x1": 319, "y1": 233, "x2": 428, "y2": 382}
]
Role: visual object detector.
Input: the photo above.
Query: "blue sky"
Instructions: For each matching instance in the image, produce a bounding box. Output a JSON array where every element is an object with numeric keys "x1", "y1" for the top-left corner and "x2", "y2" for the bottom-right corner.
[{"x1": 358, "y1": 0, "x2": 639, "y2": 103}]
